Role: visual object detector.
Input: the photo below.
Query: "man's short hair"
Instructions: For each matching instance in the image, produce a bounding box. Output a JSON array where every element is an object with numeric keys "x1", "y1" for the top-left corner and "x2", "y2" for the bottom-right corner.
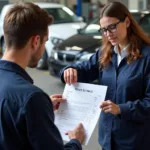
[{"x1": 3, "y1": 2, "x2": 53, "y2": 49}]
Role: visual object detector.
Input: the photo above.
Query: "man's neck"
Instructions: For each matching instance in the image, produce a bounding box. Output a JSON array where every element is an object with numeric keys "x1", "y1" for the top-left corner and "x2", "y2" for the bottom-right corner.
[{"x1": 2, "y1": 48, "x2": 29, "y2": 69}]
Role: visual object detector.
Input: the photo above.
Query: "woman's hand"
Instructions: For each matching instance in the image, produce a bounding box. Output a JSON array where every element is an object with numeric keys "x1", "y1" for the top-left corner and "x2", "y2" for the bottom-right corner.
[
  {"x1": 50, "y1": 94, "x2": 66, "y2": 111},
  {"x1": 64, "y1": 68, "x2": 78, "y2": 85},
  {"x1": 100, "y1": 100, "x2": 121, "y2": 115}
]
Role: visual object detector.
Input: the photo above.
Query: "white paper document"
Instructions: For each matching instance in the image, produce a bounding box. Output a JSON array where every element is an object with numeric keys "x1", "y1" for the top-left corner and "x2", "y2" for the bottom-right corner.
[{"x1": 55, "y1": 82, "x2": 107, "y2": 145}]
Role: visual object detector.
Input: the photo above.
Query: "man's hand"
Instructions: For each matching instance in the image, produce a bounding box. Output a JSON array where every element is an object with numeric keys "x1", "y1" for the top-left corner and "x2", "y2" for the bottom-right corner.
[
  {"x1": 50, "y1": 94, "x2": 66, "y2": 111},
  {"x1": 64, "y1": 68, "x2": 77, "y2": 85},
  {"x1": 100, "y1": 100, "x2": 121, "y2": 115},
  {"x1": 65, "y1": 123, "x2": 85, "y2": 144}
]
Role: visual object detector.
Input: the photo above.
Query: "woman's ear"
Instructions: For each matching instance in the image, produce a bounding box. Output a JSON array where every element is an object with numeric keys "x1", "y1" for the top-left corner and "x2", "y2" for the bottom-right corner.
[{"x1": 125, "y1": 17, "x2": 130, "y2": 28}]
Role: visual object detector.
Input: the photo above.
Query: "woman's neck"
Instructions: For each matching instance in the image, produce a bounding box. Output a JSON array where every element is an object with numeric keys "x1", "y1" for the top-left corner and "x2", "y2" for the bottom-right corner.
[{"x1": 118, "y1": 39, "x2": 129, "y2": 52}]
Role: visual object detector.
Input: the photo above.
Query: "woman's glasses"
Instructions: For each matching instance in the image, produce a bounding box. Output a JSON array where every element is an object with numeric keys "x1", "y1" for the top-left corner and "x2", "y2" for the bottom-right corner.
[{"x1": 100, "y1": 20, "x2": 123, "y2": 36}]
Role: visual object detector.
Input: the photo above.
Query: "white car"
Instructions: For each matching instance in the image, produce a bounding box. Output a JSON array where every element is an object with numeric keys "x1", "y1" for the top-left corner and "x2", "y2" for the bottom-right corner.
[{"x1": 0, "y1": 2, "x2": 86, "y2": 69}]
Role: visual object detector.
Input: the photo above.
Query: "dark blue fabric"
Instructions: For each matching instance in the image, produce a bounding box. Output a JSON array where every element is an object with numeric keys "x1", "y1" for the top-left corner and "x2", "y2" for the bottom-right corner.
[
  {"x1": 60, "y1": 45, "x2": 150, "y2": 150},
  {"x1": 0, "y1": 60, "x2": 82, "y2": 150}
]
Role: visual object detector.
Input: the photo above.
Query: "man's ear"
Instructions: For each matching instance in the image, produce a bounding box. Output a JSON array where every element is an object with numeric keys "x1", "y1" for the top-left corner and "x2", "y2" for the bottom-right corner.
[
  {"x1": 125, "y1": 17, "x2": 130, "y2": 28},
  {"x1": 31, "y1": 35, "x2": 40, "y2": 53}
]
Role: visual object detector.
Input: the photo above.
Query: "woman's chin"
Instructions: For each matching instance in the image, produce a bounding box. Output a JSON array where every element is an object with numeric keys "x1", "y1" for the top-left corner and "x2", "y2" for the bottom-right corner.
[{"x1": 110, "y1": 41, "x2": 118, "y2": 46}]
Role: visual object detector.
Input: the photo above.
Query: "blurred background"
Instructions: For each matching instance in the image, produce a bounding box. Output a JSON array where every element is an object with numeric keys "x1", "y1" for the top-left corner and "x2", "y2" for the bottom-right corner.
[
  {"x1": 1, "y1": 0, "x2": 150, "y2": 23},
  {"x1": 0, "y1": 0, "x2": 150, "y2": 150}
]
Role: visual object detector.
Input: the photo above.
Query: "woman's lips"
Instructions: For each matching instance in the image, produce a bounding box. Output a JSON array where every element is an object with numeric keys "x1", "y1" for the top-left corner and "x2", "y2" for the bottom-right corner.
[{"x1": 109, "y1": 37, "x2": 117, "y2": 42}]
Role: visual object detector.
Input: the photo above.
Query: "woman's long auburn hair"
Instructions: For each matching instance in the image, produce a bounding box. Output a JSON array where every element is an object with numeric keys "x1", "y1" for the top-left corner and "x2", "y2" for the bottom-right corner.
[{"x1": 99, "y1": 1, "x2": 150, "y2": 70}]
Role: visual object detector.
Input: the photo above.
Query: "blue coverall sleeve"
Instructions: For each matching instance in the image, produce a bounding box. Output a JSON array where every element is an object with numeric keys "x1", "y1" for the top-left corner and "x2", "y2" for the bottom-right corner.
[
  {"x1": 119, "y1": 54, "x2": 150, "y2": 122},
  {"x1": 59, "y1": 49, "x2": 100, "y2": 83},
  {"x1": 24, "y1": 92, "x2": 82, "y2": 150}
]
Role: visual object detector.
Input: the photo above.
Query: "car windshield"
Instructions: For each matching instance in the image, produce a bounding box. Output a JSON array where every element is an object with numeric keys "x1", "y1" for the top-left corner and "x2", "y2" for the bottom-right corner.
[
  {"x1": 131, "y1": 12, "x2": 142, "y2": 22},
  {"x1": 80, "y1": 18, "x2": 100, "y2": 35},
  {"x1": 44, "y1": 7, "x2": 80, "y2": 24}
]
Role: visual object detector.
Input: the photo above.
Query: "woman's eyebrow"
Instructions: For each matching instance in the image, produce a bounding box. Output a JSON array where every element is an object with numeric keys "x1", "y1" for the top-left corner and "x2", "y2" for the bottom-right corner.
[{"x1": 101, "y1": 23, "x2": 115, "y2": 29}]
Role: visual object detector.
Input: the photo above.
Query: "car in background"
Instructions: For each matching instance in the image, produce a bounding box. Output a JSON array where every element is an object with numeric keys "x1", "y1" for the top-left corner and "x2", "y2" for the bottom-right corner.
[
  {"x1": 48, "y1": 10, "x2": 150, "y2": 77},
  {"x1": 48, "y1": 18, "x2": 101, "y2": 76},
  {"x1": 0, "y1": 2, "x2": 86, "y2": 69},
  {"x1": 130, "y1": 10, "x2": 150, "y2": 35}
]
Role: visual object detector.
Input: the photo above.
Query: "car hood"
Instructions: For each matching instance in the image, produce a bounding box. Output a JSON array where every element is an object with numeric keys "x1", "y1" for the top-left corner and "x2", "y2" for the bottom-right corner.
[
  {"x1": 56, "y1": 34, "x2": 102, "y2": 52},
  {"x1": 49, "y1": 22, "x2": 86, "y2": 39}
]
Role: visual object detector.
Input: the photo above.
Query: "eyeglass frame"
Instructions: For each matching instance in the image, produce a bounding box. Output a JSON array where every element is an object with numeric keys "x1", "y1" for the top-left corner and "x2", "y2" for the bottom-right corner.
[{"x1": 100, "y1": 19, "x2": 125, "y2": 36}]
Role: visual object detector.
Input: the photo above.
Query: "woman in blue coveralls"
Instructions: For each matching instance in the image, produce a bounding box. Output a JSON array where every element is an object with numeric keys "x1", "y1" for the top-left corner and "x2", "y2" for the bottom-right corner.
[{"x1": 59, "y1": 1, "x2": 150, "y2": 150}]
